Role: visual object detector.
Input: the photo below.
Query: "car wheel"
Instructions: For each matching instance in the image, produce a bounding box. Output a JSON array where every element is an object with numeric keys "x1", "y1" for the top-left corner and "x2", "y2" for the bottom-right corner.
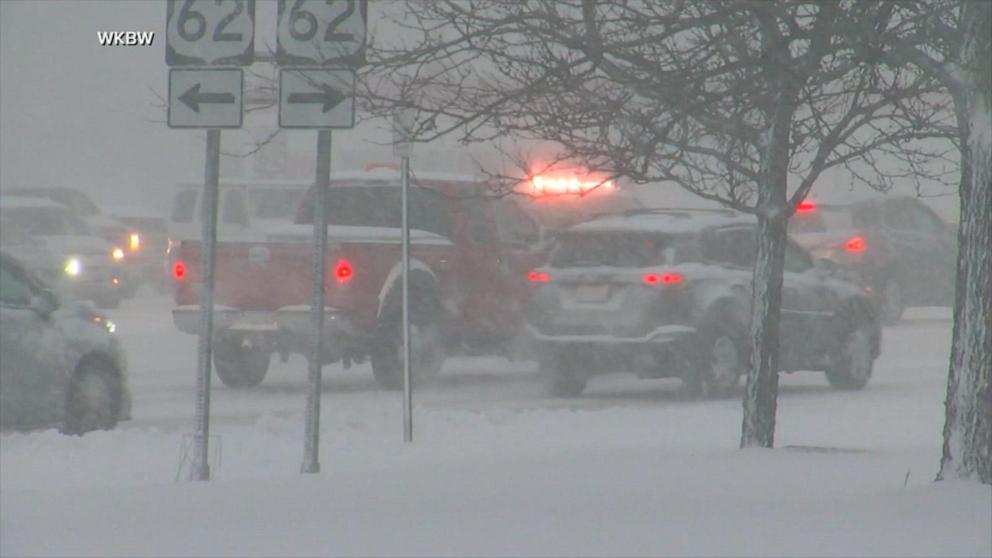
[
  {"x1": 691, "y1": 325, "x2": 745, "y2": 399},
  {"x1": 825, "y1": 324, "x2": 874, "y2": 390},
  {"x1": 542, "y1": 352, "x2": 587, "y2": 398},
  {"x1": 62, "y1": 362, "x2": 118, "y2": 435},
  {"x1": 371, "y1": 298, "x2": 446, "y2": 391},
  {"x1": 879, "y1": 279, "x2": 904, "y2": 325},
  {"x1": 213, "y1": 337, "x2": 270, "y2": 388}
]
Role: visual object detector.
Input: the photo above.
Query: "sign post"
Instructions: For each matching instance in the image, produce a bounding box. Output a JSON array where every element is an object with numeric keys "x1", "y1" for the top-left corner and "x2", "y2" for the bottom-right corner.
[
  {"x1": 276, "y1": 0, "x2": 367, "y2": 474},
  {"x1": 393, "y1": 109, "x2": 415, "y2": 442},
  {"x1": 166, "y1": 0, "x2": 254, "y2": 482}
]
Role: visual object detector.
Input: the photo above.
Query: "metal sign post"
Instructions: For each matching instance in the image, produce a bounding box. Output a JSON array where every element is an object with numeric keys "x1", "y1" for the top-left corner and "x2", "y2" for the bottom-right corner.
[
  {"x1": 192, "y1": 129, "x2": 221, "y2": 481},
  {"x1": 166, "y1": 0, "x2": 253, "y2": 482},
  {"x1": 275, "y1": 0, "x2": 367, "y2": 473},
  {"x1": 302, "y1": 130, "x2": 331, "y2": 474},
  {"x1": 394, "y1": 109, "x2": 415, "y2": 442}
]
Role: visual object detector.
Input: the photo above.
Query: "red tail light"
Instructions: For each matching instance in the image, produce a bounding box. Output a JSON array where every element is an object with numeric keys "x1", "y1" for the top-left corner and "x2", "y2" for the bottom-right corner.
[
  {"x1": 335, "y1": 258, "x2": 353, "y2": 283},
  {"x1": 527, "y1": 270, "x2": 549, "y2": 283},
  {"x1": 844, "y1": 236, "x2": 866, "y2": 252},
  {"x1": 796, "y1": 201, "x2": 816, "y2": 213},
  {"x1": 173, "y1": 261, "x2": 186, "y2": 280},
  {"x1": 643, "y1": 272, "x2": 683, "y2": 285}
]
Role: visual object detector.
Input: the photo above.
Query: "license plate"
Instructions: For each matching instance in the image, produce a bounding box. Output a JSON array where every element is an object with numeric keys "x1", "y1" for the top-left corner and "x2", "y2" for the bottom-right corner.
[{"x1": 574, "y1": 284, "x2": 609, "y2": 302}]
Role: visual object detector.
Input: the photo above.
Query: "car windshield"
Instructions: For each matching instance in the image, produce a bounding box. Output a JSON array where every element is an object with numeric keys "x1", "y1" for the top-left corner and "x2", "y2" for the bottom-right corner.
[
  {"x1": 0, "y1": 206, "x2": 90, "y2": 236},
  {"x1": 550, "y1": 233, "x2": 679, "y2": 268}
]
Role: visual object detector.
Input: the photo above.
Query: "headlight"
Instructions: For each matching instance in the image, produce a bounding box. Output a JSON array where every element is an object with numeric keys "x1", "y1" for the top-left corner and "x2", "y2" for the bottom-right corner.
[
  {"x1": 64, "y1": 257, "x2": 82, "y2": 277},
  {"x1": 91, "y1": 314, "x2": 117, "y2": 334},
  {"x1": 112, "y1": 247, "x2": 125, "y2": 261},
  {"x1": 128, "y1": 233, "x2": 140, "y2": 252}
]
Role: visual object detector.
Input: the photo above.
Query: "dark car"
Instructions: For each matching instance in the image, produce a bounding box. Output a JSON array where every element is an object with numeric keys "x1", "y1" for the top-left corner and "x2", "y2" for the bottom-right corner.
[
  {"x1": 107, "y1": 212, "x2": 169, "y2": 290},
  {"x1": 524, "y1": 210, "x2": 881, "y2": 397},
  {"x1": 788, "y1": 196, "x2": 957, "y2": 323},
  {"x1": 0, "y1": 252, "x2": 131, "y2": 434}
]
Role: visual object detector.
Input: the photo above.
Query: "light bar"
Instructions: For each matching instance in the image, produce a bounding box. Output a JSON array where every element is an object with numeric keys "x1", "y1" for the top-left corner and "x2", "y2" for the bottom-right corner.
[{"x1": 531, "y1": 175, "x2": 615, "y2": 194}]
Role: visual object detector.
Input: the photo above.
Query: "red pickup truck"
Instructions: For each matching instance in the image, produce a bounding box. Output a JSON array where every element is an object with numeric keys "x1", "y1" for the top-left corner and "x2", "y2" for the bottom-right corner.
[{"x1": 170, "y1": 168, "x2": 642, "y2": 388}]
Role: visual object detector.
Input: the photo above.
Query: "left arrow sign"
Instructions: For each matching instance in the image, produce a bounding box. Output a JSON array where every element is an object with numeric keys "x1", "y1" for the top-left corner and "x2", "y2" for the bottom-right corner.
[
  {"x1": 178, "y1": 84, "x2": 236, "y2": 113},
  {"x1": 168, "y1": 68, "x2": 243, "y2": 129}
]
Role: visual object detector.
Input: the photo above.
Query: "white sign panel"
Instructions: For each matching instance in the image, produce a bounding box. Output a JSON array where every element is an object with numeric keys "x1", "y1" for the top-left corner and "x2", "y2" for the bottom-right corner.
[
  {"x1": 168, "y1": 69, "x2": 244, "y2": 128},
  {"x1": 393, "y1": 109, "x2": 415, "y2": 157},
  {"x1": 166, "y1": 0, "x2": 255, "y2": 66},
  {"x1": 279, "y1": 69, "x2": 355, "y2": 129},
  {"x1": 276, "y1": 0, "x2": 367, "y2": 67}
]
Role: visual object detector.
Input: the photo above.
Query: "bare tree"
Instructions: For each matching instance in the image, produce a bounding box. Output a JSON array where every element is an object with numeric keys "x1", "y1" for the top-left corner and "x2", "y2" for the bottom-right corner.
[
  {"x1": 860, "y1": 0, "x2": 990, "y2": 484},
  {"x1": 363, "y1": 1, "x2": 948, "y2": 447}
]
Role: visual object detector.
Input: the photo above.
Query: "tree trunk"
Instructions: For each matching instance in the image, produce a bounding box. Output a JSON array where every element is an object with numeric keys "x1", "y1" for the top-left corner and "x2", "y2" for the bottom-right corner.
[
  {"x1": 938, "y1": 0, "x2": 992, "y2": 485},
  {"x1": 741, "y1": 209, "x2": 788, "y2": 448},
  {"x1": 741, "y1": 81, "x2": 794, "y2": 448}
]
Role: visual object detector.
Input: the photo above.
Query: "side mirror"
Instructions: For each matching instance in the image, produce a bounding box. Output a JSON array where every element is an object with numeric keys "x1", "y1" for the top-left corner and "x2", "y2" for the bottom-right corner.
[{"x1": 29, "y1": 289, "x2": 60, "y2": 318}]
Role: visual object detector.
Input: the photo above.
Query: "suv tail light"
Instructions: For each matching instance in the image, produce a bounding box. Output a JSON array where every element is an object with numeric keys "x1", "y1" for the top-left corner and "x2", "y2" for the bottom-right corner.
[
  {"x1": 796, "y1": 201, "x2": 816, "y2": 213},
  {"x1": 335, "y1": 258, "x2": 353, "y2": 283},
  {"x1": 844, "y1": 236, "x2": 866, "y2": 252},
  {"x1": 528, "y1": 270, "x2": 549, "y2": 283},
  {"x1": 173, "y1": 260, "x2": 186, "y2": 280},
  {"x1": 643, "y1": 272, "x2": 683, "y2": 285}
]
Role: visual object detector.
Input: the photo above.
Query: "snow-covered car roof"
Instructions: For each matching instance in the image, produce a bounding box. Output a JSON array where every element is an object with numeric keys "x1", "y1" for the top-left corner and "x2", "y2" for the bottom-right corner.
[
  {"x1": 565, "y1": 209, "x2": 753, "y2": 235},
  {"x1": 0, "y1": 195, "x2": 65, "y2": 209}
]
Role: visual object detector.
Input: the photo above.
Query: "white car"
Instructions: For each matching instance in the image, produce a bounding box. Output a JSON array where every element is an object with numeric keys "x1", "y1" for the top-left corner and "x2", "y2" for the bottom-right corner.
[
  {"x1": 0, "y1": 196, "x2": 126, "y2": 308},
  {"x1": 0, "y1": 251, "x2": 131, "y2": 433}
]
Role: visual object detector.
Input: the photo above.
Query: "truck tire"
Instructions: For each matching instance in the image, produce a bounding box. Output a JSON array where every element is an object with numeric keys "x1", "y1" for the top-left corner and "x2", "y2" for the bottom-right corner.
[
  {"x1": 62, "y1": 359, "x2": 120, "y2": 435},
  {"x1": 825, "y1": 322, "x2": 874, "y2": 390},
  {"x1": 213, "y1": 336, "x2": 270, "y2": 388},
  {"x1": 370, "y1": 291, "x2": 445, "y2": 390}
]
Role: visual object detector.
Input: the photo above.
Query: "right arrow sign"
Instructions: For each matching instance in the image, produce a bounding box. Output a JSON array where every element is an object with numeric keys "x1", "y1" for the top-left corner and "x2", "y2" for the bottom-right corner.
[{"x1": 279, "y1": 69, "x2": 355, "y2": 129}]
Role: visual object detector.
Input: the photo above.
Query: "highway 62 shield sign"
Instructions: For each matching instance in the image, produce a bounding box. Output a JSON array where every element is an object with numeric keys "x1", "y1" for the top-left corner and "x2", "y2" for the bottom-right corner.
[
  {"x1": 166, "y1": 0, "x2": 255, "y2": 66},
  {"x1": 276, "y1": 0, "x2": 368, "y2": 68}
]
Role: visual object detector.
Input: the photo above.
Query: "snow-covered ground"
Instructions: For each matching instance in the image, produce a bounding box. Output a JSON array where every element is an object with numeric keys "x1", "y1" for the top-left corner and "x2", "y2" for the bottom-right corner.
[{"x1": 2, "y1": 295, "x2": 989, "y2": 557}]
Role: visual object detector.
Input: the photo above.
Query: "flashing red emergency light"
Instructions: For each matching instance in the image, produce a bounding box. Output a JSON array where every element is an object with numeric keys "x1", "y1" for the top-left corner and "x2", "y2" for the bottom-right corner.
[
  {"x1": 335, "y1": 259, "x2": 353, "y2": 283},
  {"x1": 796, "y1": 201, "x2": 816, "y2": 213},
  {"x1": 643, "y1": 272, "x2": 683, "y2": 286}
]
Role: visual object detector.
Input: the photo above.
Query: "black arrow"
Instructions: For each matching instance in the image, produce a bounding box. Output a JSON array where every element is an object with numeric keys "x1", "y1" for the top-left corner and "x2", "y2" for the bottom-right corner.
[
  {"x1": 288, "y1": 84, "x2": 346, "y2": 113},
  {"x1": 178, "y1": 83, "x2": 235, "y2": 113}
]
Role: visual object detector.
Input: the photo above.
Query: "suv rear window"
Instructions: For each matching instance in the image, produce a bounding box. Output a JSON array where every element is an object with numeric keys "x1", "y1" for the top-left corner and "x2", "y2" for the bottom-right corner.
[
  {"x1": 789, "y1": 205, "x2": 874, "y2": 233},
  {"x1": 550, "y1": 233, "x2": 681, "y2": 268}
]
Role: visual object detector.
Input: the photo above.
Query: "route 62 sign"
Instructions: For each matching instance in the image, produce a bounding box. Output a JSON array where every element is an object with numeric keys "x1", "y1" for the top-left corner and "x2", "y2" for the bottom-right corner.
[
  {"x1": 166, "y1": 0, "x2": 255, "y2": 66},
  {"x1": 276, "y1": 0, "x2": 368, "y2": 68}
]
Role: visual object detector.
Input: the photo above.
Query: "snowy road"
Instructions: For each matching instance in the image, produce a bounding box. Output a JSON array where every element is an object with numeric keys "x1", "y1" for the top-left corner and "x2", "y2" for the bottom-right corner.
[
  {"x1": 3, "y1": 293, "x2": 989, "y2": 557},
  {"x1": 115, "y1": 294, "x2": 953, "y2": 435}
]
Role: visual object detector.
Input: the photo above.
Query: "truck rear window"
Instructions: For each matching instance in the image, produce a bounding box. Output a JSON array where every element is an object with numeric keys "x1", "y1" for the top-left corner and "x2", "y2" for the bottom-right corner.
[
  {"x1": 550, "y1": 233, "x2": 680, "y2": 268},
  {"x1": 298, "y1": 185, "x2": 451, "y2": 237}
]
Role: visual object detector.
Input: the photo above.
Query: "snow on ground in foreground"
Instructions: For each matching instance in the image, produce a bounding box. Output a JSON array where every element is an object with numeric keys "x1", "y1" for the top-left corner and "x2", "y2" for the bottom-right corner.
[{"x1": 1, "y1": 302, "x2": 990, "y2": 557}]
